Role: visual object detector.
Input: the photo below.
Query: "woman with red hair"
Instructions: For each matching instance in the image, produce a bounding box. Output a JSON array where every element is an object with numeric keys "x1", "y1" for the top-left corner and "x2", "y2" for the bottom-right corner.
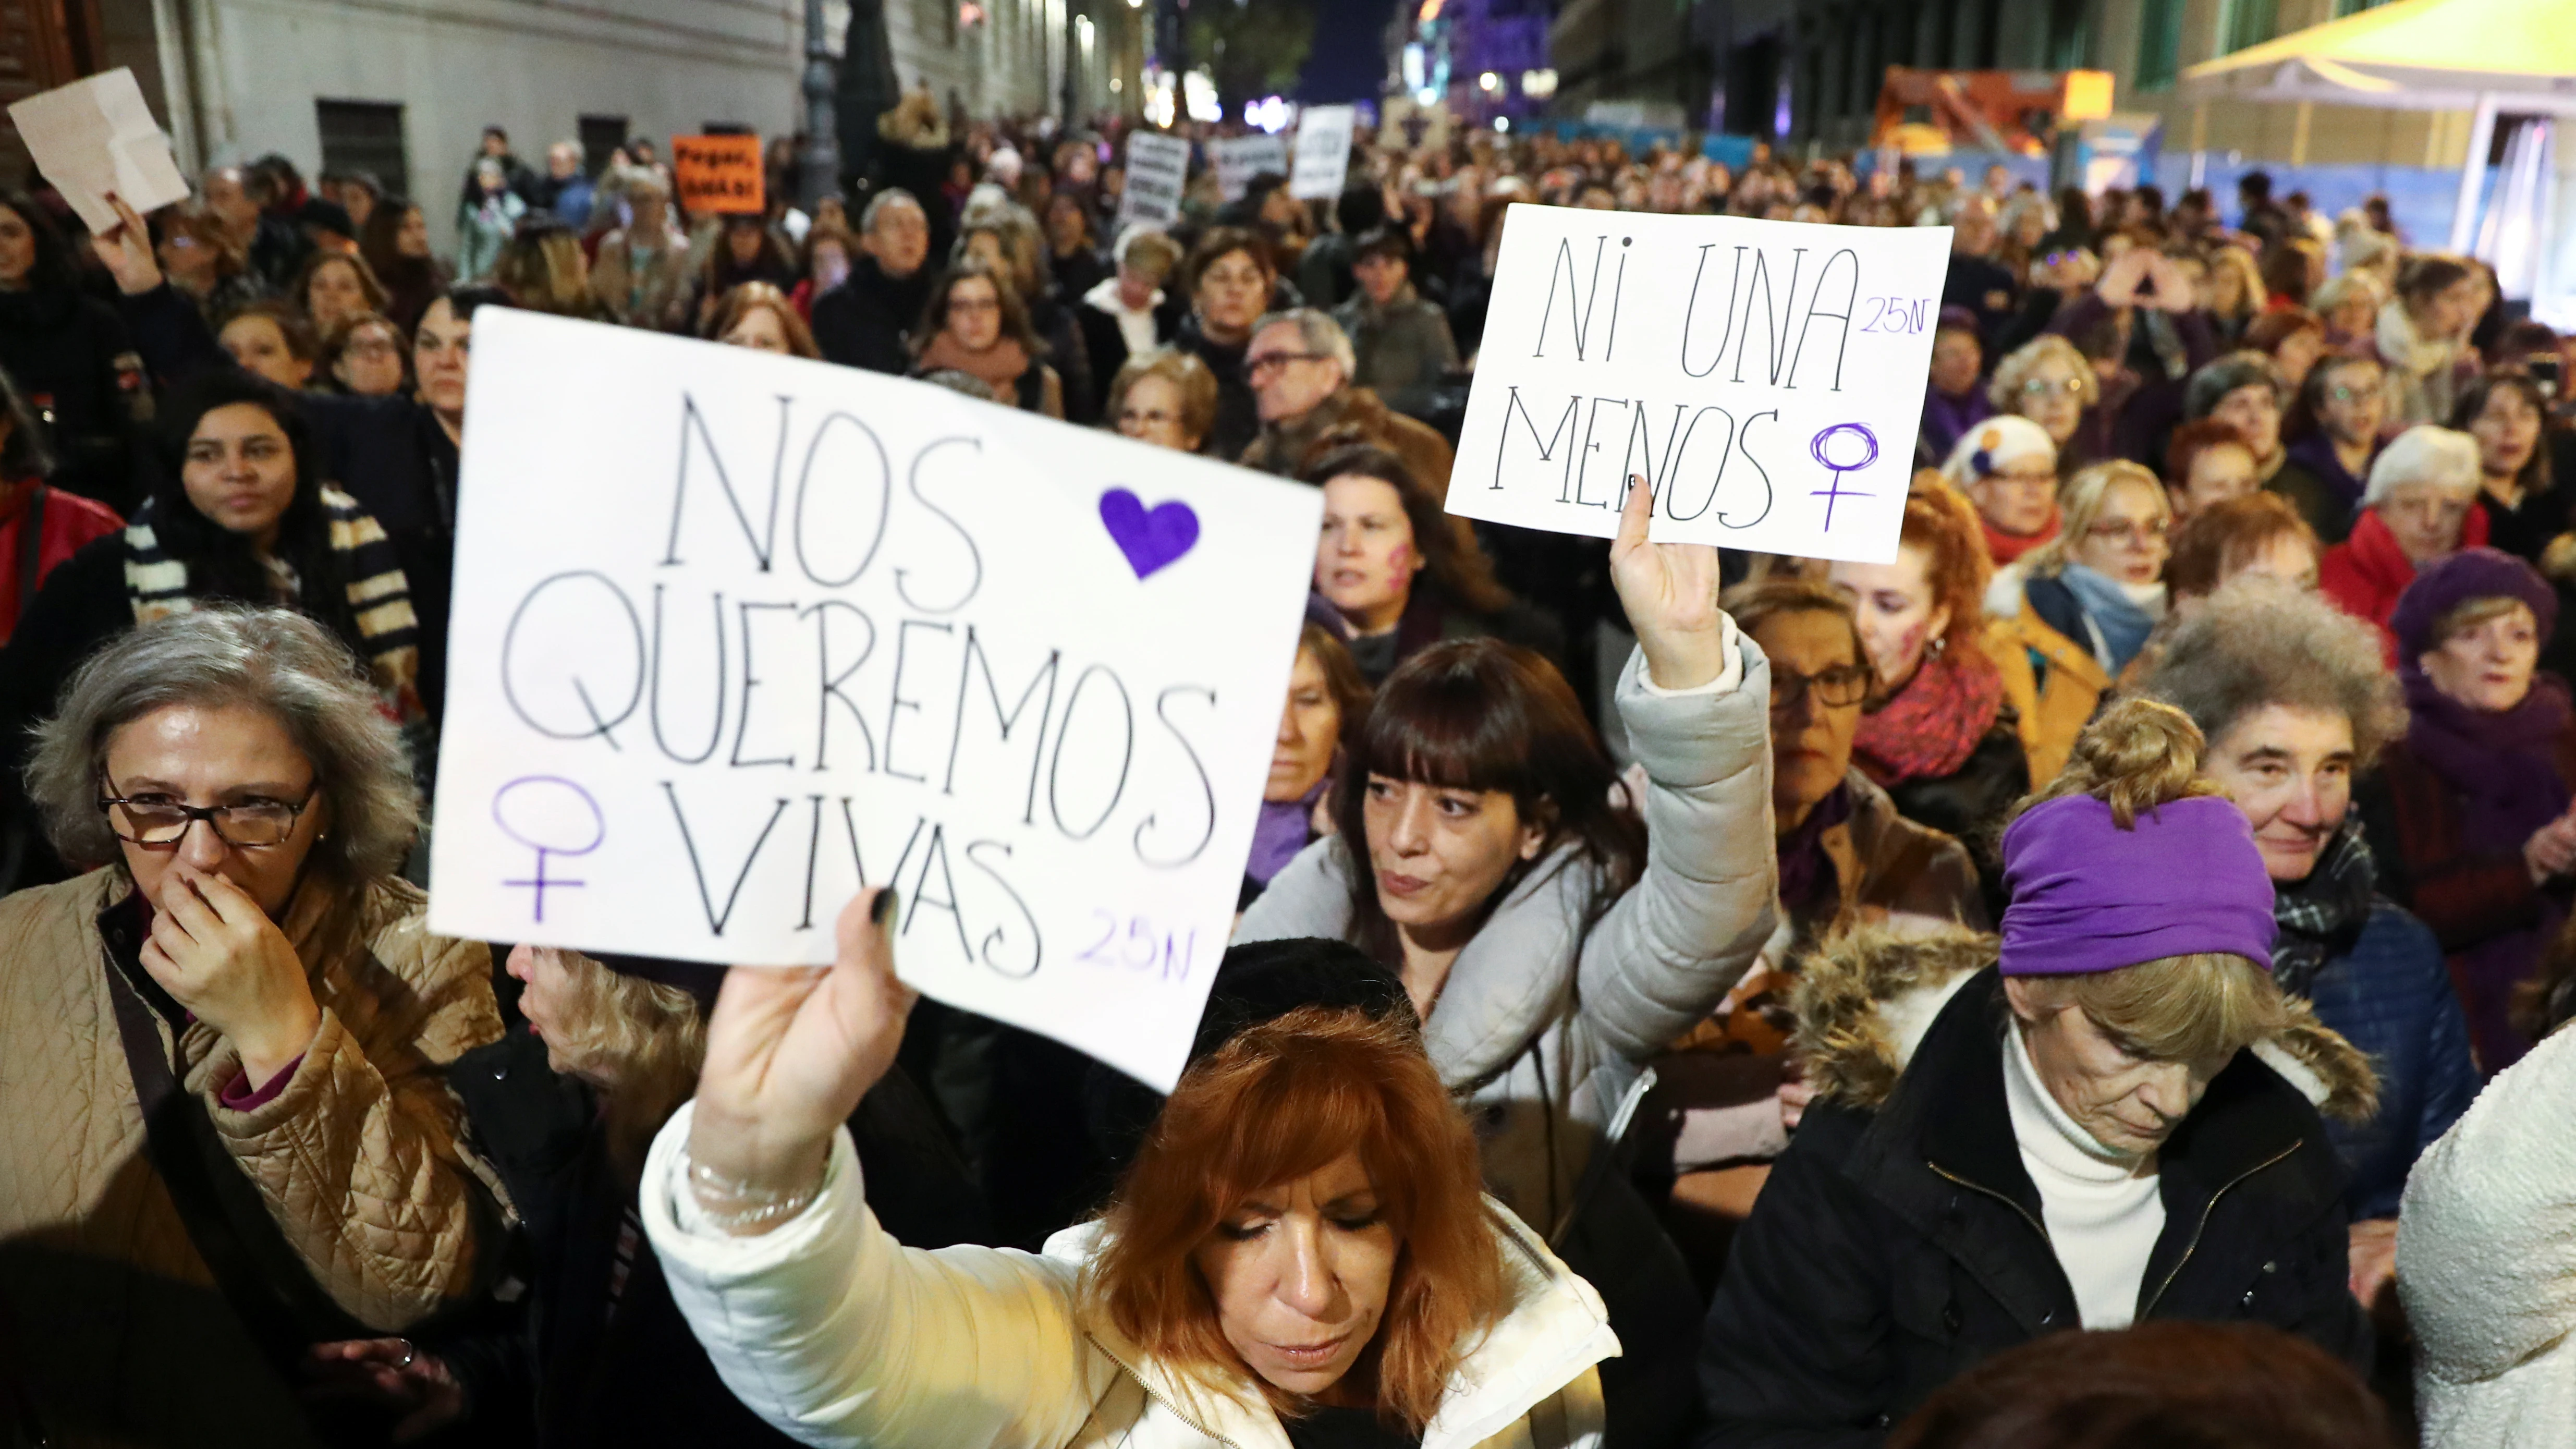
[{"x1": 642, "y1": 910, "x2": 1619, "y2": 1447}]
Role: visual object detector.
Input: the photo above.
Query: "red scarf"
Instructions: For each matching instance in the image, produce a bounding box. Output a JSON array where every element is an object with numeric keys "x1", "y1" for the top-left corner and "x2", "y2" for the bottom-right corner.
[
  {"x1": 1853, "y1": 647, "x2": 2006, "y2": 786},
  {"x1": 1980, "y1": 505, "x2": 2060, "y2": 566},
  {"x1": 916, "y1": 331, "x2": 1034, "y2": 397}
]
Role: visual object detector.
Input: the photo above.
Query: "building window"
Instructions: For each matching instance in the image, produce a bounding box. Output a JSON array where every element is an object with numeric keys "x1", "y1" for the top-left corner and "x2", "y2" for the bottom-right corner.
[
  {"x1": 314, "y1": 100, "x2": 408, "y2": 202},
  {"x1": 2219, "y1": 0, "x2": 2277, "y2": 53},
  {"x1": 578, "y1": 116, "x2": 629, "y2": 177},
  {"x1": 2135, "y1": 0, "x2": 2181, "y2": 90}
]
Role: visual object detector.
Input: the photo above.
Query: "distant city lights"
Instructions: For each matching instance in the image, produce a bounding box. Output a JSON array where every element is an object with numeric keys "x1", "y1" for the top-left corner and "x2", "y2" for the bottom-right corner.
[
  {"x1": 1478, "y1": 70, "x2": 1503, "y2": 93},
  {"x1": 1521, "y1": 68, "x2": 1558, "y2": 100},
  {"x1": 1244, "y1": 95, "x2": 1291, "y2": 132}
]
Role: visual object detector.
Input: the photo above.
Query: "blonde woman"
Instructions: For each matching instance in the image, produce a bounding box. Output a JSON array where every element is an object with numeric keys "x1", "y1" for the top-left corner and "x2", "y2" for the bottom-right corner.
[
  {"x1": 1987, "y1": 460, "x2": 2175, "y2": 776},
  {"x1": 1988, "y1": 334, "x2": 2101, "y2": 460},
  {"x1": 309, "y1": 945, "x2": 985, "y2": 1444}
]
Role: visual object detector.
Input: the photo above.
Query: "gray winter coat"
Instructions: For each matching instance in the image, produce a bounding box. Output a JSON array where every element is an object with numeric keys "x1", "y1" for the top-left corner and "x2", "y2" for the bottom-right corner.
[
  {"x1": 1237, "y1": 641, "x2": 1777, "y2": 1234},
  {"x1": 1334, "y1": 284, "x2": 1460, "y2": 419}
]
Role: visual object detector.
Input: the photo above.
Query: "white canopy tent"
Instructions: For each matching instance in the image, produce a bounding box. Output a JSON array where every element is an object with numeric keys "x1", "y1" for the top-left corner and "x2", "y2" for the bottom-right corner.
[{"x1": 2182, "y1": 0, "x2": 2576, "y2": 324}]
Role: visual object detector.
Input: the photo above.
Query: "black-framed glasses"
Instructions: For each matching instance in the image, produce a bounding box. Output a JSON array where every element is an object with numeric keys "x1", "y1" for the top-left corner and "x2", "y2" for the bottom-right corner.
[
  {"x1": 97, "y1": 778, "x2": 320, "y2": 849},
  {"x1": 1246, "y1": 351, "x2": 1324, "y2": 379},
  {"x1": 1770, "y1": 664, "x2": 1870, "y2": 712}
]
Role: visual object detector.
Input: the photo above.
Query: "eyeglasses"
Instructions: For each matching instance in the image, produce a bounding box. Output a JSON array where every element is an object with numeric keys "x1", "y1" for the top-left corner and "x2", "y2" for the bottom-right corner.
[
  {"x1": 345, "y1": 339, "x2": 400, "y2": 360},
  {"x1": 1118, "y1": 407, "x2": 1180, "y2": 430},
  {"x1": 2327, "y1": 384, "x2": 2373, "y2": 404},
  {"x1": 2021, "y1": 376, "x2": 2088, "y2": 397},
  {"x1": 2086, "y1": 518, "x2": 2171, "y2": 545},
  {"x1": 97, "y1": 778, "x2": 320, "y2": 849},
  {"x1": 1246, "y1": 351, "x2": 1324, "y2": 379},
  {"x1": 1769, "y1": 664, "x2": 1870, "y2": 712}
]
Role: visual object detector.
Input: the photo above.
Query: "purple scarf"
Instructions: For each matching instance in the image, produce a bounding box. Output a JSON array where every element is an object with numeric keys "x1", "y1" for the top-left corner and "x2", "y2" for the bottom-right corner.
[
  {"x1": 1247, "y1": 780, "x2": 1328, "y2": 885},
  {"x1": 2401, "y1": 668, "x2": 2573, "y2": 846},
  {"x1": 2285, "y1": 431, "x2": 2369, "y2": 513},
  {"x1": 1777, "y1": 783, "x2": 1854, "y2": 919}
]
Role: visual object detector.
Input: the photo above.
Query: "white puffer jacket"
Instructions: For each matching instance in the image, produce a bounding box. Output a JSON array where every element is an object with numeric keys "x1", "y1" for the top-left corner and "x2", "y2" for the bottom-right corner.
[
  {"x1": 642, "y1": 1102, "x2": 1622, "y2": 1449},
  {"x1": 2399, "y1": 1024, "x2": 2576, "y2": 1447}
]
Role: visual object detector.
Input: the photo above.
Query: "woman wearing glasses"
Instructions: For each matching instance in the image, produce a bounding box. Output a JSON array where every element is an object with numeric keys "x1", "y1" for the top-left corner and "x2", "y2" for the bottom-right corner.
[
  {"x1": 2001, "y1": 460, "x2": 2175, "y2": 683},
  {"x1": 907, "y1": 259, "x2": 1063, "y2": 418},
  {"x1": 318, "y1": 311, "x2": 412, "y2": 397},
  {"x1": 1103, "y1": 346, "x2": 1217, "y2": 454},
  {"x1": 0, "y1": 606, "x2": 504, "y2": 1441}
]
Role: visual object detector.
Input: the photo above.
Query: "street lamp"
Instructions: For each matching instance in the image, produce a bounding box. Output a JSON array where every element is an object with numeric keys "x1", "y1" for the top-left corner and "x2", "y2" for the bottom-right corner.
[{"x1": 800, "y1": 0, "x2": 839, "y2": 206}]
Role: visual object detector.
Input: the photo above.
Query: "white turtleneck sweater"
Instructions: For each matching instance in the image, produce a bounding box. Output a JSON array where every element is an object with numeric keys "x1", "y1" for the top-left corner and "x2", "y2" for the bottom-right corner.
[{"x1": 2003, "y1": 1022, "x2": 2167, "y2": 1329}]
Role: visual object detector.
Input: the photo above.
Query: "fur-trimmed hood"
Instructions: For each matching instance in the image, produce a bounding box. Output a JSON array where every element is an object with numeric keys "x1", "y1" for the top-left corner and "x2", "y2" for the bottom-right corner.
[{"x1": 1790, "y1": 923, "x2": 2379, "y2": 1125}]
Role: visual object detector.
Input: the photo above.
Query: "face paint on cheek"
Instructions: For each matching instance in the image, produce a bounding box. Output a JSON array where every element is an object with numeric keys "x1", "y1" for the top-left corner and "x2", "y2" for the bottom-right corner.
[{"x1": 1386, "y1": 543, "x2": 1413, "y2": 585}]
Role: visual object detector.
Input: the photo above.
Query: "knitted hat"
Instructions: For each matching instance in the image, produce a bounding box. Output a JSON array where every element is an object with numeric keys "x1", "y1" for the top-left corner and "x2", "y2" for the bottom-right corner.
[
  {"x1": 2388, "y1": 546, "x2": 2558, "y2": 665},
  {"x1": 1940, "y1": 414, "x2": 2058, "y2": 486},
  {"x1": 2362, "y1": 425, "x2": 2481, "y2": 509},
  {"x1": 1998, "y1": 795, "x2": 2278, "y2": 976}
]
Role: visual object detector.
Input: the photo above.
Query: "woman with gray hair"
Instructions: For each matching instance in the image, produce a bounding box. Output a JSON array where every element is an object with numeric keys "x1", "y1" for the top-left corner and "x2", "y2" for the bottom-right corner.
[
  {"x1": 2320, "y1": 424, "x2": 2491, "y2": 653},
  {"x1": 2135, "y1": 578, "x2": 2477, "y2": 1311},
  {"x1": 0, "y1": 606, "x2": 505, "y2": 1441}
]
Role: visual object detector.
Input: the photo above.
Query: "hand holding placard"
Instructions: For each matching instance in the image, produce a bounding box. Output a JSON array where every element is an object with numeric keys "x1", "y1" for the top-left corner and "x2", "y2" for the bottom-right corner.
[
  {"x1": 1445, "y1": 204, "x2": 1950, "y2": 564},
  {"x1": 1608, "y1": 474, "x2": 1728, "y2": 692},
  {"x1": 8, "y1": 69, "x2": 191, "y2": 235}
]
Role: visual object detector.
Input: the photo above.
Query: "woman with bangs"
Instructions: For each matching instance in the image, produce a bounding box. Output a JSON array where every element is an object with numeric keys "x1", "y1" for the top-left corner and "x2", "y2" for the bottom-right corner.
[
  {"x1": 1700, "y1": 700, "x2": 2377, "y2": 1445},
  {"x1": 642, "y1": 924, "x2": 1622, "y2": 1448}
]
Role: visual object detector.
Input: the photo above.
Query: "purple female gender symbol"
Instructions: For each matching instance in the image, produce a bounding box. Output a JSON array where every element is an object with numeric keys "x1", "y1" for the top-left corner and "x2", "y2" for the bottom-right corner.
[
  {"x1": 1809, "y1": 423, "x2": 1881, "y2": 532},
  {"x1": 493, "y1": 776, "x2": 605, "y2": 923}
]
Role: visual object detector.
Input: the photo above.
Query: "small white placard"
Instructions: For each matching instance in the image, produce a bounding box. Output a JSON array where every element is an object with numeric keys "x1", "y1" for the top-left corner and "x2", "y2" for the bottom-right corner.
[
  {"x1": 1117, "y1": 132, "x2": 1192, "y2": 228},
  {"x1": 1289, "y1": 105, "x2": 1356, "y2": 200},
  {"x1": 8, "y1": 68, "x2": 192, "y2": 235},
  {"x1": 1210, "y1": 134, "x2": 1291, "y2": 202},
  {"x1": 428, "y1": 311, "x2": 1323, "y2": 1090},
  {"x1": 1446, "y1": 204, "x2": 1951, "y2": 564}
]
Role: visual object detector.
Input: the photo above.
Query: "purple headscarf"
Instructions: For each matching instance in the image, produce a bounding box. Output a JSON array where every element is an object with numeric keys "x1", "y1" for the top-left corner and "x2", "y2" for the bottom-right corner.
[{"x1": 1999, "y1": 795, "x2": 2278, "y2": 977}]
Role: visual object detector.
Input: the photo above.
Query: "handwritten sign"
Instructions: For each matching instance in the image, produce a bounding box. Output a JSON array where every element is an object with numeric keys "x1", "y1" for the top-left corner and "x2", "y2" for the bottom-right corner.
[
  {"x1": 8, "y1": 68, "x2": 190, "y2": 235},
  {"x1": 427, "y1": 310, "x2": 1323, "y2": 1090},
  {"x1": 1117, "y1": 131, "x2": 1190, "y2": 228},
  {"x1": 1445, "y1": 204, "x2": 1950, "y2": 564},
  {"x1": 1289, "y1": 105, "x2": 1356, "y2": 201},
  {"x1": 1210, "y1": 134, "x2": 1289, "y2": 202},
  {"x1": 670, "y1": 134, "x2": 765, "y2": 216}
]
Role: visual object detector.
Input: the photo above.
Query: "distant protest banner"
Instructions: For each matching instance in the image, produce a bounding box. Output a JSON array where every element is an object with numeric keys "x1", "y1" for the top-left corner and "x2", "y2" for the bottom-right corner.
[
  {"x1": 429, "y1": 310, "x2": 1322, "y2": 1089},
  {"x1": 1289, "y1": 105, "x2": 1356, "y2": 200},
  {"x1": 1210, "y1": 133, "x2": 1289, "y2": 202},
  {"x1": 1446, "y1": 204, "x2": 1950, "y2": 564},
  {"x1": 1117, "y1": 131, "x2": 1190, "y2": 227},
  {"x1": 670, "y1": 134, "x2": 764, "y2": 215}
]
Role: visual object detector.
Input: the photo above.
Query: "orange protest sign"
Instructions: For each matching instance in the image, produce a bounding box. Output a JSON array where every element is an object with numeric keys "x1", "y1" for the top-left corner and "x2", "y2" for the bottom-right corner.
[{"x1": 670, "y1": 134, "x2": 764, "y2": 215}]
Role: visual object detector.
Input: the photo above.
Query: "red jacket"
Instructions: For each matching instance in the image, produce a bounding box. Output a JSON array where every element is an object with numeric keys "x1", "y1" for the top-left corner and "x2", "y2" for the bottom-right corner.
[
  {"x1": 2319, "y1": 504, "x2": 2493, "y2": 665},
  {"x1": 0, "y1": 481, "x2": 122, "y2": 644}
]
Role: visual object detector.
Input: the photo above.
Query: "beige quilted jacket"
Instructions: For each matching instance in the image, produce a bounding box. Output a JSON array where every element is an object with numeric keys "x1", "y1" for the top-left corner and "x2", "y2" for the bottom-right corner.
[{"x1": 0, "y1": 868, "x2": 504, "y2": 1447}]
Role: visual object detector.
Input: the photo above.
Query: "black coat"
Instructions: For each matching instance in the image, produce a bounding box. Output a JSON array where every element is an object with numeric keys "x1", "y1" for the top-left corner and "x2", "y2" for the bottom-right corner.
[
  {"x1": 1698, "y1": 969, "x2": 2369, "y2": 1448},
  {"x1": 1171, "y1": 313, "x2": 1256, "y2": 460},
  {"x1": 0, "y1": 284, "x2": 142, "y2": 510},
  {"x1": 436, "y1": 1029, "x2": 989, "y2": 1448},
  {"x1": 811, "y1": 257, "x2": 931, "y2": 376}
]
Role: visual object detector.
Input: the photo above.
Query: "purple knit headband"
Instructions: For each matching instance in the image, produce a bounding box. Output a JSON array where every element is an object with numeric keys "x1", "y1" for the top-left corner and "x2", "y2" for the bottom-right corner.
[{"x1": 1999, "y1": 795, "x2": 2277, "y2": 977}]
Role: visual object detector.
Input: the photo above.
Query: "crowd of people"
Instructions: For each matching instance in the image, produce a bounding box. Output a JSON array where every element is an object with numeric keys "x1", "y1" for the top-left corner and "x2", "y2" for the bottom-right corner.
[{"x1": 0, "y1": 89, "x2": 2572, "y2": 1449}]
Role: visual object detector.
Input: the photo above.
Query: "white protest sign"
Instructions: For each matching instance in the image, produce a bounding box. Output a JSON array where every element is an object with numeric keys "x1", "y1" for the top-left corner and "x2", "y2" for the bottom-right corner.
[
  {"x1": 1210, "y1": 133, "x2": 1290, "y2": 202},
  {"x1": 1289, "y1": 105, "x2": 1356, "y2": 200},
  {"x1": 1117, "y1": 131, "x2": 1191, "y2": 228},
  {"x1": 8, "y1": 68, "x2": 191, "y2": 235},
  {"x1": 1446, "y1": 205, "x2": 1950, "y2": 564},
  {"x1": 427, "y1": 310, "x2": 1323, "y2": 1090}
]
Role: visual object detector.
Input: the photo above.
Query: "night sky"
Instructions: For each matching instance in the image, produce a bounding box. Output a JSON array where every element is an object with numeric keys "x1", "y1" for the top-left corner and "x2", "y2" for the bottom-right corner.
[{"x1": 1297, "y1": 0, "x2": 1399, "y2": 102}]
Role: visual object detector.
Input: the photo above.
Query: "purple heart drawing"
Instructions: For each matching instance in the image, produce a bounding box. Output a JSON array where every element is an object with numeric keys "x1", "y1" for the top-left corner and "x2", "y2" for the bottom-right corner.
[{"x1": 1098, "y1": 488, "x2": 1201, "y2": 580}]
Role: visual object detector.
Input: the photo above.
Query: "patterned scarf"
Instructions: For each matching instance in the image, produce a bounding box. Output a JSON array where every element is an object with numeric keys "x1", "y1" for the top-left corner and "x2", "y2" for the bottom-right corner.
[
  {"x1": 1854, "y1": 648, "x2": 2005, "y2": 786},
  {"x1": 2271, "y1": 822, "x2": 2378, "y2": 997},
  {"x1": 915, "y1": 331, "x2": 1035, "y2": 398},
  {"x1": 124, "y1": 484, "x2": 430, "y2": 734}
]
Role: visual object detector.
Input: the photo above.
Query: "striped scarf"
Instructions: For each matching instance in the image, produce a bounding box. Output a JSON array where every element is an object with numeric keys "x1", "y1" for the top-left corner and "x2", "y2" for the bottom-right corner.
[{"x1": 123, "y1": 484, "x2": 430, "y2": 733}]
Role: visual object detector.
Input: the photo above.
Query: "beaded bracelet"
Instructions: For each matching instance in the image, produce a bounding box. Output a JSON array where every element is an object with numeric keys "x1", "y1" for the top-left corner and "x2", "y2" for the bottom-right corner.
[{"x1": 683, "y1": 1151, "x2": 823, "y2": 1233}]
